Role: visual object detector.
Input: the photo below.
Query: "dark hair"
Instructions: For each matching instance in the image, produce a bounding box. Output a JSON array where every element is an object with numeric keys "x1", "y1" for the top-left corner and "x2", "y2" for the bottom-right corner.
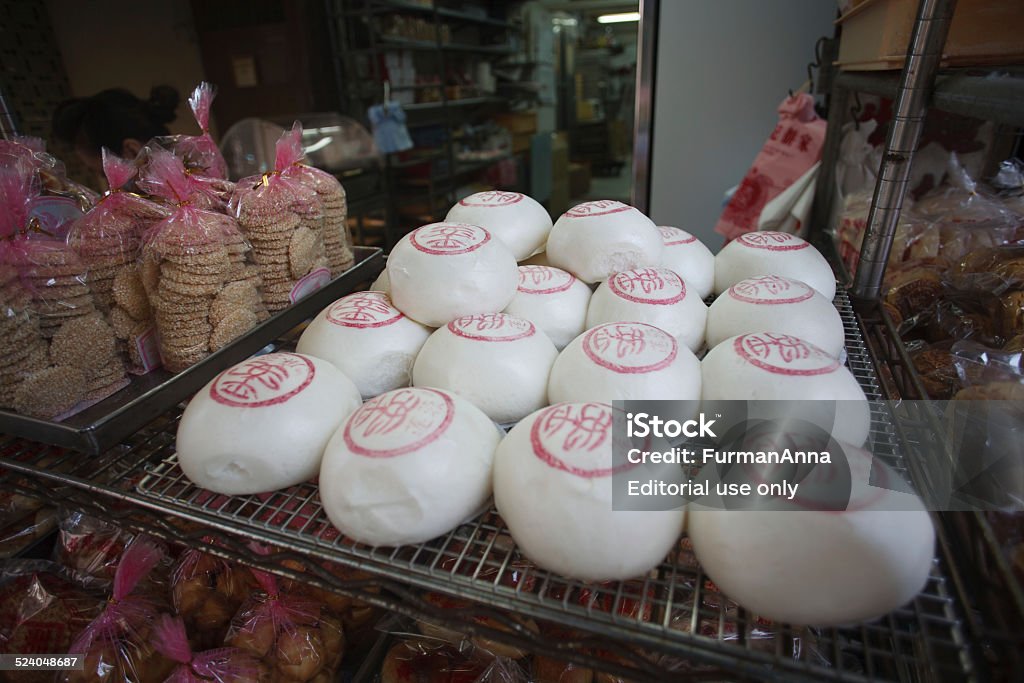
[{"x1": 52, "y1": 85, "x2": 180, "y2": 155}]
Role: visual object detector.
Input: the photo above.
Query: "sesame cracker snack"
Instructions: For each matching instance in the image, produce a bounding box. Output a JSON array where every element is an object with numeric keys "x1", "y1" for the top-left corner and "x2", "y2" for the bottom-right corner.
[
  {"x1": 0, "y1": 137, "x2": 99, "y2": 223},
  {"x1": 67, "y1": 149, "x2": 169, "y2": 372},
  {"x1": 138, "y1": 148, "x2": 267, "y2": 373},
  {"x1": 160, "y1": 82, "x2": 230, "y2": 180},
  {"x1": 279, "y1": 122, "x2": 355, "y2": 276},
  {"x1": 0, "y1": 157, "x2": 126, "y2": 418},
  {"x1": 230, "y1": 125, "x2": 330, "y2": 313}
]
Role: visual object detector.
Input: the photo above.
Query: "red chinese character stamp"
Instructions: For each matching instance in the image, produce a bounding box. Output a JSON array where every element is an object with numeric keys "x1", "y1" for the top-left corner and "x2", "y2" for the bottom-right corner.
[
  {"x1": 458, "y1": 191, "x2": 524, "y2": 207},
  {"x1": 210, "y1": 353, "x2": 316, "y2": 408},
  {"x1": 448, "y1": 313, "x2": 536, "y2": 342},
  {"x1": 517, "y1": 265, "x2": 574, "y2": 294},
  {"x1": 343, "y1": 387, "x2": 455, "y2": 458},
  {"x1": 659, "y1": 226, "x2": 697, "y2": 246},
  {"x1": 607, "y1": 268, "x2": 687, "y2": 305},
  {"x1": 727, "y1": 275, "x2": 814, "y2": 305},
  {"x1": 410, "y1": 223, "x2": 491, "y2": 255},
  {"x1": 734, "y1": 333, "x2": 839, "y2": 376},
  {"x1": 564, "y1": 200, "x2": 632, "y2": 218},
  {"x1": 530, "y1": 402, "x2": 638, "y2": 478},
  {"x1": 583, "y1": 322, "x2": 678, "y2": 374},
  {"x1": 735, "y1": 231, "x2": 809, "y2": 252},
  {"x1": 325, "y1": 291, "x2": 405, "y2": 328}
]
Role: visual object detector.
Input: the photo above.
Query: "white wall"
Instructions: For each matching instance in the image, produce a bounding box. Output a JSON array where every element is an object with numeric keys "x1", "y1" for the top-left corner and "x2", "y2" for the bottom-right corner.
[{"x1": 648, "y1": 0, "x2": 836, "y2": 251}]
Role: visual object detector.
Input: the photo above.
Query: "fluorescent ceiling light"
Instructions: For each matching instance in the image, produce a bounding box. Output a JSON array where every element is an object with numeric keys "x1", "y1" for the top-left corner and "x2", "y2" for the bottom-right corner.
[{"x1": 597, "y1": 11, "x2": 640, "y2": 23}]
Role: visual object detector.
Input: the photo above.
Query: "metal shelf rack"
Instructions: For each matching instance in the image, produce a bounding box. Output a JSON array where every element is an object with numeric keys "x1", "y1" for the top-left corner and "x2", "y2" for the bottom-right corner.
[
  {"x1": 808, "y1": 1, "x2": 1024, "y2": 678},
  {"x1": 0, "y1": 290, "x2": 990, "y2": 683},
  {"x1": 326, "y1": 0, "x2": 526, "y2": 244}
]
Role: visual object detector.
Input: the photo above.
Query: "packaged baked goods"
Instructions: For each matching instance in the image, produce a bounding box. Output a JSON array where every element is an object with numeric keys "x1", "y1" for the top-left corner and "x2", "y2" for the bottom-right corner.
[
  {"x1": 67, "y1": 150, "x2": 167, "y2": 372},
  {"x1": 380, "y1": 638, "x2": 527, "y2": 683},
  {"x1": 0, "y1": 159, "x2": 127, "y2": 416},
  {"x1": 0, "y1": 260, "x2": 48, "y2": 412},
  {"x1": 138, "y1": 147, "x2": 268, "y2": 372},
  {"x1": 55, "y1": 510, "x2": 133, "y2": 585},
  {"x1": 914, "y1": 153, "x2": 1018, "y2": 228},
  {"x1": 160, "y1": 82, "x2": 229, "y2": 180},
  {"x1": 0, "y1": 561, "x2": 104, "y2": 683},
  {"x1": 531, "y1": 623, "x2": 595, "y2": 683},
  {"x1": 64, "y1": 536, "x2": 176, "y2": 683},
  {"x1": 170, "y1": 547, "x2": 257, "y2": 649},
  {"x1": 0, "y1": 137, "x2": 98, "y2": 228},
  {"x1": 152, "y1": 614, "x2": 266, "y2": 683},
  {"x1": 0, "y1": 492, "x2": 56, "y2": 559},
  {"x1": 224, "y1": 569, "x2": 345, "y2": 681},
  {"x1": 414, "y1": 592, "x2": 540, "y2": 660},
  {"x1": 231, "y1": 127, "x2": 330, "y2": 312},
  {"x1": 279, "y1": 123, "x2": 355, "y2": 276}
]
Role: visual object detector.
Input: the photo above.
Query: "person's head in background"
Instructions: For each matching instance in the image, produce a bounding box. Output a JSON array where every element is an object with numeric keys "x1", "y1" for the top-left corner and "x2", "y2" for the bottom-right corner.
[{"x1": 52, "y1": 85, "x2": 179, "y2": 180}]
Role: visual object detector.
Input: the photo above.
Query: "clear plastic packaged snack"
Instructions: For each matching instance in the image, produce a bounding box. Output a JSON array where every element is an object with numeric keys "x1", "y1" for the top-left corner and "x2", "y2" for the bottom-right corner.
[
  {"x1": 230, "y1": 126, "x2": 330, "y2": 313},
  {"x1": 224, "y1": 569, "x2": 345, "y2": 682},
  {"x1": 279, "y1": 123, "x2": 354, "y2": 276},
  {"x1": 63, "y1": 536, "x2": 176, "y2": 683},
  {"x1": 138, "y1": 147, "x2": 267, "y2": 372},
  {"x1": 152, "y1": 614, "x2": 266, "y2": 683}
]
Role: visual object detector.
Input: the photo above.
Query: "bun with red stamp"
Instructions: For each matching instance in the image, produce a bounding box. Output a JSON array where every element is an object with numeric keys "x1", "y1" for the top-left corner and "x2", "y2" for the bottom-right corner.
[
  {"x1": 446, "y1": 191, "x2": 552, "y2": 261},
  {"x1": 298, "y1": 291, "x2": 433, "y2": 398},
  {"x1": 714, "y1": 231, "x2": 836, "y2": 300},
  {"x1": 319, "y1": 387, "x2": 502, "y2": 546},
  {"x1": 387, "y1": 222, "x2": 519, "y2": 327},
  {"x1": 504, "y1": 266, "x2": 592, "y2": 350},
  {"x1": 706, "y1": 275, "x2": 845, "y2": 358},
  {"x1": 658, "y1": 226, "x2": 715, "y2": 300},
  {"x1": 493, "y1": 402, "x2": 686, "y2": 581},
  {"x1": 548, "y1": 322, "x2": 701, "y2": 407},
  {"x1": 700, "y1": 332, "x2": 870, "y2": 446},
  {"x1": 176, "y1": 352, "x2": 362, "y2": 495},
  {"x1": 546, "y1": 201, "x2": 663, "y2": 284},
  {"x1": 688, "y1": 443, "x2": 935, "y2": 626},
  {"x1": 586, "y1": 268, "x2": 708, "y2": 353},
  {"x1": 413, "y1": 313, "x2": 557, "y2": 423}
]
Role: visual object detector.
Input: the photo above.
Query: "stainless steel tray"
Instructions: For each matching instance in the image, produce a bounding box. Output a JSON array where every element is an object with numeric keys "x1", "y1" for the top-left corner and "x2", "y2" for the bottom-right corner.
[
  {"x1": 0, "y1": 246, "x2": 384, "y2": 454},
  {"x1": 0, "y1": 289, "x2": 988, "y2": 682}
]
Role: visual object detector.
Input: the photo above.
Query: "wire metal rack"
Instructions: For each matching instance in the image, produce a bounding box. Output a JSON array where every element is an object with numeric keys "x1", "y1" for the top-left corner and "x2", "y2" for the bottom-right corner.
[
  {"x1": 0, "y1": 289, "x2": 989, "y2": 683},
  {"x1": 856, "y1": 300, "x2": 1024, "y2": 680}
]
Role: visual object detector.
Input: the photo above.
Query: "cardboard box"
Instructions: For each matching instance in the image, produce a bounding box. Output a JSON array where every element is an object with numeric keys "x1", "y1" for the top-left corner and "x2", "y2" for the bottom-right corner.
[
  {"x1": 569, "y1": 162, "x2": 590, "y2": 199},
  {"x1": 494, "y1": 111, "x2": 538, "y2": 134},
  {"x1": 512, "y1": 132, "x2": 532, "y2": 154},
  {"x1": 836, "y1": 0, "x2": 1024, "y2": 71}
]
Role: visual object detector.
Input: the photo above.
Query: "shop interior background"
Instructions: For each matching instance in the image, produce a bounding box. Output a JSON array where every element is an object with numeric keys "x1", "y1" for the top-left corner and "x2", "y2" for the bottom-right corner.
[{"x1": 1, "y1": 0, "x2": 833, "y2": 250}]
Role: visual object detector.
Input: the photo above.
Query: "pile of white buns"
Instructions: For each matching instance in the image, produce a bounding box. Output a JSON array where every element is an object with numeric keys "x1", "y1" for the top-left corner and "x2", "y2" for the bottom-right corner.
[{"x1": 176, "y1": 191, "x2": 934, "y2": 628}]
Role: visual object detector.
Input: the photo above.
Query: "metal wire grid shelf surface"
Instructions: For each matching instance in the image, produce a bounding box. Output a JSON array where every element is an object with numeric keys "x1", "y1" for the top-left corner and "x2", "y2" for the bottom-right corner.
[
  {"x1": 0, "y1": 289, "x2": 978, "y2": 682},
  {"x1": 129, "y1": 289, "x2": 975, "y2": 682}
]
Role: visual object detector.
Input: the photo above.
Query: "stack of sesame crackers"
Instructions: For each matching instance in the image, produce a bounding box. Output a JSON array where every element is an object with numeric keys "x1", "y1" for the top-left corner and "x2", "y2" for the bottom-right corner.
[
  {"x1": 278, "y1": 122, "x2": 354, "y2": 276},
  {"x1": 0, "y1": 265, "x2": 49, "y2": 412},
  {"x1": 295, "y1": 167, "x2": 354, "y2": 277},
  {"x1": 67, "y1": 150, "x2": 169, "y2": 371},
  {"x1": 140, "y1": 148, "x2": 268, "y2": 372},
  {"x1": 2, "y1": 241, "x2": 127, "y2": 417}
]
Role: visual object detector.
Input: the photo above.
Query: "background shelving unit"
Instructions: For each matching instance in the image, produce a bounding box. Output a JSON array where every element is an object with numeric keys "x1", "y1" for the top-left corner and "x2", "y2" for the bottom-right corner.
[
  {"x1": 809, "y1": 4, "x2": 1024, "y2": 680},
  {"x1": 326, "y1": 0, "x2": 530, "y2": 246}
]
